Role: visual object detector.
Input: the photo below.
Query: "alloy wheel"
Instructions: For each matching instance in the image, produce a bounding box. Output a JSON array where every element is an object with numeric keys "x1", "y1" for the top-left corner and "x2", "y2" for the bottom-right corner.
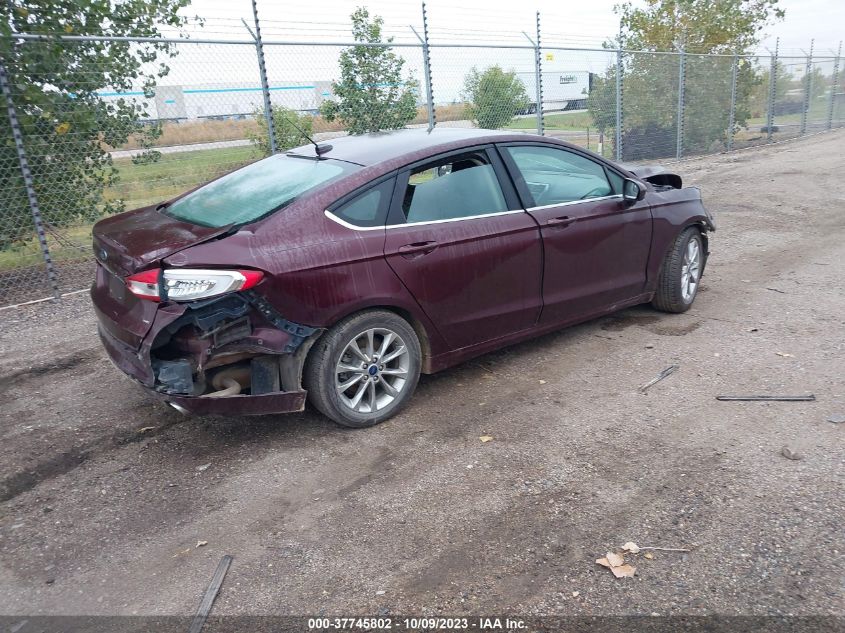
[
  {"x1": 335, "y1": 328, "x2": 410, "y2": 414},
  {"x1": 681, "y1": 237, "x2": 701, "y2": 302}
]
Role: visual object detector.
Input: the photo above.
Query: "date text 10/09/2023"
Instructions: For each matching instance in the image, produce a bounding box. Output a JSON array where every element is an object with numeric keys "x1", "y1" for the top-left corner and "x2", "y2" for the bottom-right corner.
[{"x1": 307, "y1": 617, "x2": 527, "y2": 630}]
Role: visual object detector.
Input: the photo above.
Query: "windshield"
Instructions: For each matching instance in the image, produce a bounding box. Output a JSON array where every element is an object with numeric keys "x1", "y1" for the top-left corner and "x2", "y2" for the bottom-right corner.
[{"x1": 164, "y1": 154, "x2": 358, "y2": 228}]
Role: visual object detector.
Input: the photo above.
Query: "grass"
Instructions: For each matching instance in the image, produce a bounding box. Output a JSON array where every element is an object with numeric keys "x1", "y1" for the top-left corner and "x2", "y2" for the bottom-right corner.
[
  {"x1": 110, "y1": 103, "x2": 472, "y2": 151},
  {"x1": 0, "y1": 144, "x2": 262, "y2": 273},
  {"x1": 104, "y1": 144, "x2": 261, "y2": 211},
  {"x1": 508, "y1": 111, "x2": 594, "y2": 131}
]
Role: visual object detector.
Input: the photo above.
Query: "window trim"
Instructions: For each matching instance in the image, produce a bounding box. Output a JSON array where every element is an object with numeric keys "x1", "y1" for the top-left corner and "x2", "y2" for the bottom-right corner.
[{"x1": 495, "y1": 141, "x2": 628, "y2": 210}]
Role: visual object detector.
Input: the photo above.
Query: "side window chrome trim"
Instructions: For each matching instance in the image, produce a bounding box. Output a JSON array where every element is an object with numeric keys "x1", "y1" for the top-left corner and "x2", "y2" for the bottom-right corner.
[
  {"x1": 324, "y1": 209, "x2": 386, "y2": 231},
  {"x1": 525, "y1": 194, "x2": 623, "y2": 212},
  {"x1": 324, "y1": 208, "x2": 527, "y2": 232}
]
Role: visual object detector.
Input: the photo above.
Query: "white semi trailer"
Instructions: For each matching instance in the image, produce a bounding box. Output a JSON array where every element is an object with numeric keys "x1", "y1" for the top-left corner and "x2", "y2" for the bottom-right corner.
[{"x1": 517, "y1": 70, "x2": 592, "y2": 113}]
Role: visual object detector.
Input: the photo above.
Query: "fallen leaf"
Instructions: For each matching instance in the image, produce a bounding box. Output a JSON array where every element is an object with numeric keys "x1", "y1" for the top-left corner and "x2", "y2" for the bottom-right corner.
[
  {"x1": 605, "y1": 552, "x2": 624, "y2": 567},
  {"x1": 610, "y1": 564, "x2": 637, "y2": 578},
  {"x1": 621, "y1": 541, "x2": 640, "y2": 554},
  {"x1": 137, "y1": 426, "x2": 156, "y2": 433},
  {"x1": 479, "y1": 436, "x2": 493, "y2": 443},
  {"x1": 539, "y1": 380, "x2": 547, "y2": 384},
  {"x1": 571, "y1": 591, "x2": 580, "y2": 597},
  {"x1": 644, "y1": 552, "x2": 654, "y2": 560},
  {"x1": 775, "y1": 352, "x2": 794, "y2": 357},
  {"x1": 196, "y1": 540, "x2": 208, "y2": 548},
  {"x1": 596, "y1": 557, "x2": 611, "y2": 568}
]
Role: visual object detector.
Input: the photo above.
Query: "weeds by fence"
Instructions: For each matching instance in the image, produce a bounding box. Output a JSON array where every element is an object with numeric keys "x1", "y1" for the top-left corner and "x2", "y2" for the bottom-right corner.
[{"x1": 1, "y1": 9, "x2": 843, "y2": 307}]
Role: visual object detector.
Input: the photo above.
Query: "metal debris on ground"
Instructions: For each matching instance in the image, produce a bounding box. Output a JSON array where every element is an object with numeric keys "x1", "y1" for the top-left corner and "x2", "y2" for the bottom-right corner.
[
  {"x1": 188, "y1": 555, "x2": 233, "y2": 633},
  {"x1": 715, "y1": 395, "x2": 816, "y2": 402},
  {"x1": 639, "y1": 365, "x2": 679, "y2": 393}
]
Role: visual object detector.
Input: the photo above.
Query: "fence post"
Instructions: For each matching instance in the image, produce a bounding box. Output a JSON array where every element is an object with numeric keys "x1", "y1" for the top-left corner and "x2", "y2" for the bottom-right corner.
[
  {"x1": 615, "y1": 24, "x2": 623, "y2": 161},
  {"x1": 828, "y1": 41, "x2": 842, "y2": 130},
  {"x1": 0, "y1": 60, "x2": 61, "y2": 300},
  {"x1": 250, "y1": 0, "x2": 277, "y2": 154},
  {"x1": 766, "y1": 38, "x2": 779, "y2": 142},
  {"x1": 534, "y1": 11, "x2": 544, "y2": 136},
  {"x1": 416, "y1": 2, "x2": 435, "y2": 131},
  {"x1": 800, "y1": 39, "x2": 814, "y2": 135},
  {"x1": 727, "y1": 52, "x2": 739, "y2": 151},
  {"x1": 676, "y1": 44, "x2": 686, "y2": 160}
]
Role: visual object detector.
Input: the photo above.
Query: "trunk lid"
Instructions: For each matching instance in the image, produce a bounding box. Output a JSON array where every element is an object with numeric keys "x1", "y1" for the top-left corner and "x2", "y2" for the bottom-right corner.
[
  {"x1": 91, "y1": 205, "x2": 231, "y2": 350},
  {"x1": 92, "y1": 204, "x2": 231, "y2": 277}
]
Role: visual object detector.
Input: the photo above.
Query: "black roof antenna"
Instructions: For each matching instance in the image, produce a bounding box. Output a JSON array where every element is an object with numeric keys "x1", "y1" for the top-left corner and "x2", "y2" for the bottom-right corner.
[{"x1": 281, "y1": 113, "x2": 332, "y2": 157}]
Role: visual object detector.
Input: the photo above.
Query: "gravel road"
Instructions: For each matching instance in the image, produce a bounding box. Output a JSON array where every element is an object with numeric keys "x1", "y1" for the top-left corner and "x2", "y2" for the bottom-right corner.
[{"x1": 1, "y1": 131, "x2": 843, "y2": 619}]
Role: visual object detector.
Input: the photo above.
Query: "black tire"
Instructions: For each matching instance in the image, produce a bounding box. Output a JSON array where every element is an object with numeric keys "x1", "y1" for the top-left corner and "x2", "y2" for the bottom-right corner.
[
  {"x1": 303, "y1": 310, "x2": 422, "y2": 428},
  {"x1": 652, "y1": 227, "x2": 705, "y2": 313}
]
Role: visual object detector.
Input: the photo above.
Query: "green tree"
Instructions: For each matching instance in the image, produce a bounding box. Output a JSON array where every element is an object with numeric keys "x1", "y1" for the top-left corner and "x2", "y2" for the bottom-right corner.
[
  {"x1": 592, "y1": 0, "x2": 784, "y2": 159},
  {"x1": 462, "y1": 66, "x2": 529, "y2": 130},
  {"x1": 0, "y1": 0, "x2": 190, "y2": 248},
  {"x1": 320, "y1": 7, "x2": 417, "y2": 135},
  {"x1": 249, "y1": 106, "x2": 314, "y2": 156}
]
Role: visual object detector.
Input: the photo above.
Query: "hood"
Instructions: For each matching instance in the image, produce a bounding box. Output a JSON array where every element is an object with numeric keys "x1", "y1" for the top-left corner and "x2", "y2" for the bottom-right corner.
[
  {"x1": 619, "y1": 163, "x2": 683, "y2": 189},
  {"x1": 92, "y1": 205, "x2": 232, "y2": 276}
]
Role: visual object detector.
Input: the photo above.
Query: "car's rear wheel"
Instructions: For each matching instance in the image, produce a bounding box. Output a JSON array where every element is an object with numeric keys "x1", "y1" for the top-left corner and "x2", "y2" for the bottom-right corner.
[
  {"x1": 652, "y1": 227, "x2": 705, "y2": 313},
  {"x1": 304, "y1": 310, "x2": 422, "y2": 428}
]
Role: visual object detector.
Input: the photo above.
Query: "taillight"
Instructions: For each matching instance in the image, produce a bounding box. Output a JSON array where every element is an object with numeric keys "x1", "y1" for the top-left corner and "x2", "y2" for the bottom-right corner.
[
  {"x1": 125, "y1": 269, "x2": 160, "y2": 302},
  {"x1": 125, "y1": 269, "x2": 263, "y2": 302}
]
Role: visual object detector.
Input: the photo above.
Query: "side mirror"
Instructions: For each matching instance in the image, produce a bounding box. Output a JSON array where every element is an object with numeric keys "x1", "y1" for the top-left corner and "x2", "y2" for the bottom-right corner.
[{"x1": 623, "y1": 178, "x2": 645, "y2": 203}]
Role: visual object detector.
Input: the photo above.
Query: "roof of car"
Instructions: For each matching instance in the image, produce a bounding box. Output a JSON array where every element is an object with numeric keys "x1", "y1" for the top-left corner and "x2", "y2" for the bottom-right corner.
[{"x1": 287, "y1": 127, "x2": 528, "y2": 166}]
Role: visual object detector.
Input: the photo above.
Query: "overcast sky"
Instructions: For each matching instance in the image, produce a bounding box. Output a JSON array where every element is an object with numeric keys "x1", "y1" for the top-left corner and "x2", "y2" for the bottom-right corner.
[{"x1": 182, "y1": 0, "x2": 844, "y2": 55}]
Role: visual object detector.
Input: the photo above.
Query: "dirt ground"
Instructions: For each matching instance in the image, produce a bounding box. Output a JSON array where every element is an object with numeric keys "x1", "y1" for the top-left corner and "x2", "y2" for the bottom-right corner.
[{"x1": 1, "y1": 130, "x2": 844, "y2": 620}]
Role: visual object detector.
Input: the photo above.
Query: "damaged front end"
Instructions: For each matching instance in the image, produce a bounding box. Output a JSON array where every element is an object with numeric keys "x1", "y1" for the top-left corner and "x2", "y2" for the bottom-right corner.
[{"x1": 148, "y1": 290, "x2": 323, "y2": 415}]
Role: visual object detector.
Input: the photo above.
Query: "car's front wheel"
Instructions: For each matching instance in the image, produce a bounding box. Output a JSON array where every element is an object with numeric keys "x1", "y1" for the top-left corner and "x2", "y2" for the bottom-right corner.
[
  {"x1": 652, "y1": 226, "x2": 705, "y2": 313},
  {"x1": 304, "y1": 310, "x2": 422, "y2": 428}
]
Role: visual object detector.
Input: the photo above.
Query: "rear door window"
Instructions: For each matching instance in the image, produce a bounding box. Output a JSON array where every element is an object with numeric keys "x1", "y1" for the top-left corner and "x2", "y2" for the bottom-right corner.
[
  {"x1": 400, "y1": 151, "x2": 509, "y2": 223},
  {"x1": 165, "y1": 154, "x2": 359, "y2": 228}
]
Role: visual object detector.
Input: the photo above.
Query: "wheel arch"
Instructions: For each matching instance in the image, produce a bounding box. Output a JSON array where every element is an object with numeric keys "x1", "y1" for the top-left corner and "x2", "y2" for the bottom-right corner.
[{"x1": 312, "y1": 303, "x2": 438, "y2": 374}]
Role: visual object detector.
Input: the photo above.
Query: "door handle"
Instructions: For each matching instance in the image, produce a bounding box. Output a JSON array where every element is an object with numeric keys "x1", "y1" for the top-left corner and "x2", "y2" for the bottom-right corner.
[
  {"x1": 398, "y1": 241, "x2": 439, "y2": 259},
  {"x1": 546, "y1": 216, "x2": 575, "y2": 228}
]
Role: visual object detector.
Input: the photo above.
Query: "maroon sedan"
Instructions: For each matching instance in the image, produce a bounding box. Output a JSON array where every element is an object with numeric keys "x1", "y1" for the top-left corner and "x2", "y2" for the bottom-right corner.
[{"x1": 91, "y1": 128, "x2": 714, "y2": 427}]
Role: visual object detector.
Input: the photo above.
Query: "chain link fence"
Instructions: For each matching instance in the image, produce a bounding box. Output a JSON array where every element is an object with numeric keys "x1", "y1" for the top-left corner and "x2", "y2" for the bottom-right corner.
[{"x1": 1, "y1": 20, "x2": 843, "y2": 307}]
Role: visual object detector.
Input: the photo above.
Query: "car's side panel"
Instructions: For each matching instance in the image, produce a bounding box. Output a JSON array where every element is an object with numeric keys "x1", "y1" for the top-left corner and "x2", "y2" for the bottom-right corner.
[
  {"x1": 380, "y1": 146, "x2": 544, "y2": 351},
  {"x1": 165, "y1": 216, "x2": 451, "y2": 361},
  {"x1": 526, "y1": 196, "x2": 652, "y2": 325},
  {"x1": 496, "y1": 142, "x2": 653, "y2": 325},
  {"x1": 384, "y1": 212, "x2": 544, "y2": 350},
  {"x1": 643, "y1": 188, "x2": 713, "y2": 292}
]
